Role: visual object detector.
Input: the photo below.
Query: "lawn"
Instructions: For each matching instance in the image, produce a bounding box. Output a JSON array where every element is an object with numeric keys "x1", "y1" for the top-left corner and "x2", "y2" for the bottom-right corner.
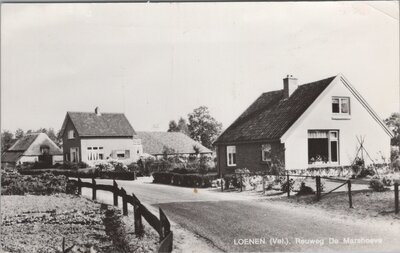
[
  {"x1": 269, "y1": 189, "x2": 400, "y2": 222},
  {"x1": 1, "y1": 194, "x2": 159, "y2": 253}
]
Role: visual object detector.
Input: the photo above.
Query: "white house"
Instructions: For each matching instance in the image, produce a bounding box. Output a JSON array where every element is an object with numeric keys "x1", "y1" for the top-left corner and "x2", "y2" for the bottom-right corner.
[
  {"x1": 214, "y1": 74, "x2": 393, "y2": 175},
  {"x1": 59, "y1": 107, "x2": 143, "y2": 166}
]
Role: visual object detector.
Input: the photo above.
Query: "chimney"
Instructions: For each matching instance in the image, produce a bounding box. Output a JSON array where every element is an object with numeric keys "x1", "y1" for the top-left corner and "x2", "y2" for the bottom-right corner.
[
  {"x1": 283, "y1": 74, "x2": 298, "y2": 98},
  {"x1": 95, "y1": 106, "x2": 101, "y2": 116}
]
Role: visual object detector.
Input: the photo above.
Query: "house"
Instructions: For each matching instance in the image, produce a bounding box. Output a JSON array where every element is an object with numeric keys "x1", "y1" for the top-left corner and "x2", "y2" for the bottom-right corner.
[
  {"x1": 1, "y1": 133, "x2": 63, "y2": 166},
  {"x1": 214, "y1": 74, "x2": 393, "y2": 175},
  {"x1": 59, "y1": 107, "x2": 143, "y2": 166},
  {"x1": 136, "y1": 131, "x2": 212, "y2": 159}
]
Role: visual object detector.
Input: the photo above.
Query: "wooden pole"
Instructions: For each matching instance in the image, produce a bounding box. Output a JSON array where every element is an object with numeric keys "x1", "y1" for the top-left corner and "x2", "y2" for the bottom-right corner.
[
  {"x1": 77, "y1": 178, "x2": 82, "y2": 196},
  {"x1": 113, "y1": 180, "x2": 118, "y2": 207},
  {"x1": 133, "y1": 194, "x2": 143, "y2": 235},
  {"x1": 347, "y1": 180, "x2": 353, "y2": 208},
  {"x1": 121, "y1": 187, "x2": 128, "y2": 216},
  {"x1": 262, "y1": 176, "x2": 266, "y2": 195},
  {"x1": 395, "y1": 183, "x2": 399, "y2": 214},
  {"x1": 240, "y1": 174, "x2": 243, "y2": 192},
  {"x1": 92, "y1": 178, "x2": 96, "y2": 200},
  {"x1": 287, "y1": 173, "x2": 290, "y2": 197},
  {"x1": 316, "y1": 176, "x2": 321, "y2": 201},
  {"x1": 221, "y1": 178, "x2": 224, "y2": 192}
]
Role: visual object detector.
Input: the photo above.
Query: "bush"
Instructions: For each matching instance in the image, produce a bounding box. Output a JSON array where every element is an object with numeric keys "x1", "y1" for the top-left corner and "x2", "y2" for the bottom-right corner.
[
  {"x1": 297, "y1": 182, "x2": 314, "y2": 196},
  {"x1": 281, "y1": 178, "x2": 295, "y2": 193},
  {"x1": 153, "y1": 172, "x2": 218, "y2": 188},
  {"x1": 357, "y1": 166, "x2": 375, "y2": 178},
  {"x1": 369, "y1": 178, "x2": 386, "y2": 192},
  {"x1": 1, "y1": 171, "x2": 68, "y2": 195}
]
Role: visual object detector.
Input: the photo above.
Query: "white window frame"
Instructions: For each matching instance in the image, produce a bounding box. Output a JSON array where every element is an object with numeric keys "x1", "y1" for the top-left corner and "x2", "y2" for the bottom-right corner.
[
  {"x1": 261, "y1": 144, "x2": 272, "y2": 162},
  {"x1": 226, "y1": 146, "x2": 236, "y2": 167},
  {"x1": 308, "y1": 130, "x2": 339, "y2": 166},
  {"x1": 87, "y1": 146, "x2": 104, "y2": 161},
  {"x1": 68, "y1": 130, "x2": 75, "y2": 139},
  {"x1": 332, "y1": 97, "x2": 350, "y2": 118}
]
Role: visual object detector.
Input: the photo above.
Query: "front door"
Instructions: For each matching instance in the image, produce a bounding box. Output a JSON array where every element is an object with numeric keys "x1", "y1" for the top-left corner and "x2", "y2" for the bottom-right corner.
[{"x1": 70, "y1": 147, "x2": 79, "y2": 163}]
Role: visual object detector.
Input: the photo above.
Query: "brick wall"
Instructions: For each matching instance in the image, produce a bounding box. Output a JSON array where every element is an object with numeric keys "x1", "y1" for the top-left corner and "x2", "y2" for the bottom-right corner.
[{"x1": 216, "y1": 142, "x2": 285, "y2": 176}]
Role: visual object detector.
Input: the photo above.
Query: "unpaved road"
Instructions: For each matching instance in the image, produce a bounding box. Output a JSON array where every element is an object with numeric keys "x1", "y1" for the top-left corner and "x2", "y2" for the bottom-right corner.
[{"x1": 81, "y1": 178, "x2": 400, "y2": 252}]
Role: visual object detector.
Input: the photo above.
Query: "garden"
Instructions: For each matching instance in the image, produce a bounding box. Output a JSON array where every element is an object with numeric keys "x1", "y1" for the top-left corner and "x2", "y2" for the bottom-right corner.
[{"x1": 0, "y1": 167, "x2": 159, "y2": 253}]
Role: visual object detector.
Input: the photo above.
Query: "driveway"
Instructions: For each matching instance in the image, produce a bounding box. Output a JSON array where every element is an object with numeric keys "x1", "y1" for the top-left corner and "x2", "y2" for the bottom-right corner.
[{"x1": 80, "y1": 177, "x2": 400, "y2": 252}]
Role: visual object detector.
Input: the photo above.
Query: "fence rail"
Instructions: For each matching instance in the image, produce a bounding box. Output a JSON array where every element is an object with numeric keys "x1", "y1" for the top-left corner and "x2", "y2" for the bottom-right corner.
[{"x1": 68, "y1": 177, "x2": 173, "y2": 253}]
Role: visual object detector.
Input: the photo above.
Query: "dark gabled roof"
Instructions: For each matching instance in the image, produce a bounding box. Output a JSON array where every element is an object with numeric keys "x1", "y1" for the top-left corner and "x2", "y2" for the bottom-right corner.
[
  {"x1": 1, "y1": 151, "x2": 24, "y2": 163},
  {"x1": 136, "y1": 131, "x2": 212, "y2": 156},
  {"x1": 62, "y1": 112, "x2": 135, "y2": 137},
  {"x1": 8, "y1": 133, "x2": 39, "y2": 151},
  {"x1": 214, "y1": 76, "x2": 336, "y2": 144}
]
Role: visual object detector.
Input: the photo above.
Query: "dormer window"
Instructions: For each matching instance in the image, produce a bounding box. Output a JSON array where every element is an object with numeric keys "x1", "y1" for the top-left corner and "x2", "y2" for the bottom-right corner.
[
  {"x1": 68, "y1": 130, "x2": 75, "y2": 139},
  {"x1": 332, "y1": 97, "x2": 350, "y2": 118}
]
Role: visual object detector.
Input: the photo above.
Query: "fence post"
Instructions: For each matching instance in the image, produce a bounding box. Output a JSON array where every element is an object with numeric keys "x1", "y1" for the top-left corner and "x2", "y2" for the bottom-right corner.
[
  {"x1": 287, "y1": 173, "x2": 290, "y2": 197},
  {"x1": 92, "y1": 178, "x2": 97, "y2": 200},
  {"x1": 395, "y1": 183, "x2": 399, "y2": 214},
  {"x1": 221, "y1": 178, "x2": 224, "y2": 192},
  {"x1": 316, "y1": 176, "x2": 321, "y2": 201},
  {"x1": 77, "y1": 178, "x2": 82, "y2": 196},
  {"x1": 262, "y1": 176, "x2": 266, "y2": 195},
  {"x1": 132, "y1": 193, "x2": 143, "y2": 235},
  {"x1": 121, "y1": 187, "x2": 128, "y2": 216},
  {"x1": 159, "y1": 207, "x2": 171, "y2": 242},
  {"x1": 113, "y1": 180, "x2": 118, "y2": 207},
  {"x1": 240, "y1": 174, "x2": 243, "y2": 192},
  {"x1": 347, "y1": 180, "x2": 353, "y2": 208}
]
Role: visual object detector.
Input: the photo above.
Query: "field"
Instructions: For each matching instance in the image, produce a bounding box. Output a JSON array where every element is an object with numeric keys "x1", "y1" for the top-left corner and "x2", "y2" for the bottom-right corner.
[{"x1": 1, "y1": 194, "x2": 159, "y2": 253}]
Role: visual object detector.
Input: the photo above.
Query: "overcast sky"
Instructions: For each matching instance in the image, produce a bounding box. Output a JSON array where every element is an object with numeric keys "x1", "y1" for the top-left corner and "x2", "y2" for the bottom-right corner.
[{"x1": 1, "y1": 1, "x2": 399, "y2": 134}]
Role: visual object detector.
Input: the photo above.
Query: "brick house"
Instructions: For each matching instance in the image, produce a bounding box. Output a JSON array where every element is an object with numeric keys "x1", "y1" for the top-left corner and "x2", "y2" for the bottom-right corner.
[
  {"x1": 214, "y1": 74, "x2": 393, "y2": 176},
  {"x1": 1, "y1": 133, "x2": 63, "y2": 166},
  {"x1": 59, "y1": 107, "x2": 142, "y2": 166}
]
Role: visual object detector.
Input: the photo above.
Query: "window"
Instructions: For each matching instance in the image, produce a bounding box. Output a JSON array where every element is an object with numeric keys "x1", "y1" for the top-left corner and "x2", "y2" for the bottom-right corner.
[
  {"x1": 40, "y1": 145, "x2": 50, "y2": 155},
  {"x1": 332, "y1": 97, "x2": 350, "y2": 116},
  {"x1": 87, "y1": 146, "x2": 104, "y2": 161},
  {"x1": 226, "y1": 146, "x2": 236, "y2": 166},
  {"x1": 68, "y1": 130, "x2": 75, "y2": 139},
  {"x1": 308, "y1": 130, "x2": 339, "y2": 165},
  {"x1": 261, "y1": 144, "x2": 272, "y2": 162}
]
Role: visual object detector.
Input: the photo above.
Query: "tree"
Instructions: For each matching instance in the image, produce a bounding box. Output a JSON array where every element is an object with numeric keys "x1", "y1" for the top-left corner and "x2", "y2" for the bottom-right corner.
[
  {"x1": 1, "y1": 130, "x2": 14, "y2": 152},
  {"x1": 385, "y1": 112, "x2": 400, "y2": 146},
  {"x1": 188, "y1": 106, "x2": 222, "y2": 149},
  {"x1": 167, "y1": 120, "x2": 179, "y2": 132},
  {"x1": 178, "y1": 117, "x2": 190, "y2": 136},
  {"x1": 15, "y1": 128, "x2": 24, "y2": 139}
]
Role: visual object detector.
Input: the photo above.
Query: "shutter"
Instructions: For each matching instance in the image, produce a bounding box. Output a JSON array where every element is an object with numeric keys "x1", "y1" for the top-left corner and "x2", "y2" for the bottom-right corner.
[{"x1": 125, "y1": 150, "x2": 130, "y2": 158}]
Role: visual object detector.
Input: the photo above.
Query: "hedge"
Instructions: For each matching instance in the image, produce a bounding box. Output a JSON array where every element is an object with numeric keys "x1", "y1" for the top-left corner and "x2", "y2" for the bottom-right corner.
[
  {"x1": 18, "y1": 168, "x2": 136, "y2": 180},
  {"x1": 152, "y1": 172, "x2": 218, "y2": 188}
]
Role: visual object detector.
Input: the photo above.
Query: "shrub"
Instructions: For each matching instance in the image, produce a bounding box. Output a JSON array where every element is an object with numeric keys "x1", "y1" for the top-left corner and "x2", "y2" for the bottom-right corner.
[
  {"x1": 1, "y1": 171, "x2": 68, "y2": 195},
  {"x1": 281, "y1": 178, "x2": 295, "y2": 193},
  {"x1": 382, "y1": 176, "x2": 392, "y2": 186},
  {"x1": 369, "y1": 178, "x2": 386, "y2": 192},
  {"x1": 153, "y1": 172, "x2": 218, "y2": 188},
  {"x1": 357, "y1": 166, "x2": 375, "y2": 178},
  {"x1": 297, "y1": 182, "x2": 314, "y2": 196}
]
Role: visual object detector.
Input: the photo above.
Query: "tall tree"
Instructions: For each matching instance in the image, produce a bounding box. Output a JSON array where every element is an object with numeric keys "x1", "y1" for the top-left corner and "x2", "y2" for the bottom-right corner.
[
  {"x1": 385, "y1": 112, "x2": 400, "y2": 146},
  {"x1": 167, "y1": 120, "x2": 179, "y2": 132},
  {"x1": 15, "y1": 128, "x2": 24, "y2": 139},
  {"x1": 188, "y1": 106, "x2": 222, "y2": 149},
  {"x1": 1, "y1": 130, "x2": 14, "y2": 152},
  {"x1": 178, "y1": 117, "x2": 190, "y2": 136}
]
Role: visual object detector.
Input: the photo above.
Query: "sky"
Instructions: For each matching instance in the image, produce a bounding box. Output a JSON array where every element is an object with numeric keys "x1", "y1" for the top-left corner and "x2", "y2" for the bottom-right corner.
[{"x1": 1, "y1": 1, "x2": 399, "y2": 134}]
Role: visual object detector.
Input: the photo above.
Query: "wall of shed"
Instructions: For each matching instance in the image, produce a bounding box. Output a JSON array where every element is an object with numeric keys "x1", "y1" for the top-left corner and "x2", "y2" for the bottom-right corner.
[{"x1": 283, "y1": 78, "x2": 391, "y2": 170}]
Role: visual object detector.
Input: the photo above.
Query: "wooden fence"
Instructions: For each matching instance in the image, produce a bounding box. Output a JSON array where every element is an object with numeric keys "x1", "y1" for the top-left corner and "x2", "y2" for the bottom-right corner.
[{"x1": 68, "y1": 177, "x2": 173, "y2": 253}]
